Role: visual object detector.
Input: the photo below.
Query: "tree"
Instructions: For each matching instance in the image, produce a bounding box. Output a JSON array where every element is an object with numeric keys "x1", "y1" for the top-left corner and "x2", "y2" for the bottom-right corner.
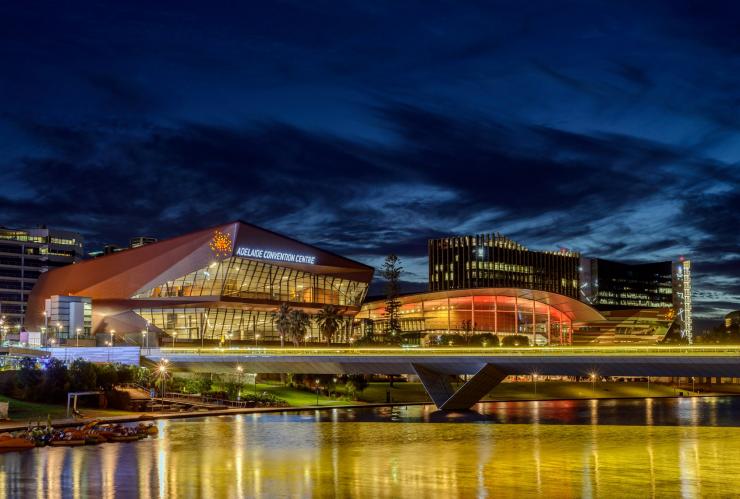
[
  {"x1": 288, "y1": 309, "x2": 311, "y2": 346},
  {"x1": 345, "y1": 374, "x2": 368, "y2": 399},
  {"x1": 273, "y1": 303, "x2": 292, "y2": 348},
  {"x1": 69, "y1": 359, "x2": 97, "y2": 391},
  {"x1": 95, "y1": 363, "x2": 119, "y2": 390},
  {"x1": 382, "y1": 254, "x2": 403, "y2": 342},
  {"x1": 40, "y1": 358, "x2": 69, "y2": 403},
  {"x1": 315, "y1": 305, "x2": 344, "y2": 345},
  {"x1": 461, "y1": 320, "x2": 475, "y2": 344},
  {"x1": 17, "y1": 357, "x2": 41, "y2": 400}
]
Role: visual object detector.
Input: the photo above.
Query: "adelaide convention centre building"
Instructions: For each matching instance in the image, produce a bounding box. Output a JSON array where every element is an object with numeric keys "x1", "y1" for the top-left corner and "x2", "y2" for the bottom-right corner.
[{"x1": 25, "y1": 221, "x2": 373, "y2": 345}]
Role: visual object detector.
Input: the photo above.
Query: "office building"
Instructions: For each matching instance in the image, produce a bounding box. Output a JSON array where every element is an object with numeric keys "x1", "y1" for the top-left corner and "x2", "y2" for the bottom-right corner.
[
  {"x1": 428, "y1": 233, "x2": 580, "y2": 298},
  {"x1": 0, "y1": 226, "x2": 83, "y2": 326},
  {"x1": 579, "y1": 258, "x2": 674, "y2": 310}
]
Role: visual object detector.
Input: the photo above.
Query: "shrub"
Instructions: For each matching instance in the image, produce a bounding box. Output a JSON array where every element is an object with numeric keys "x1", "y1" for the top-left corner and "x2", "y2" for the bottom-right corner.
[{"x1": 501, "y1": 335, "x2": 530, "y2": 347}]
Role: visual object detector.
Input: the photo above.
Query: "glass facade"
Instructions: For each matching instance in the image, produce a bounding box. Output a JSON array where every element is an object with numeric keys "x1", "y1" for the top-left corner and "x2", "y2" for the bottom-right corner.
[
  {"x1": 135, "y1": 307, "x2": 354, "y2": 343},
  {"x1": 133, "y1": 256, "x2": 367, "y2": 307},
  {"x1": 0, "y1": 227, "x2": 83, "y2": 325},
  {"x1": 429, "y1": 234, "x2": 580, "y2": 298},
  {"x1": 359, "y1": 294, "x2": 573, "y2": 345},
  {"x1": 580, "y1": 258, "x2": 674, "y2": 310}
]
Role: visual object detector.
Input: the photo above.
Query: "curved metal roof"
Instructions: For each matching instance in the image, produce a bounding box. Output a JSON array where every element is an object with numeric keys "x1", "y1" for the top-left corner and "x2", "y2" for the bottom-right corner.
[{"x1": 362, "y1": 288, "x2": 605, "y2": 322}]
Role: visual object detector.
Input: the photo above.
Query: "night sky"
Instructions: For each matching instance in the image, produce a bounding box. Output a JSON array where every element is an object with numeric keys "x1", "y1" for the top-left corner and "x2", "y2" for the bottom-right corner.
[{"x1": 1, "y1": 2, "x2": 738, "y2": 325}]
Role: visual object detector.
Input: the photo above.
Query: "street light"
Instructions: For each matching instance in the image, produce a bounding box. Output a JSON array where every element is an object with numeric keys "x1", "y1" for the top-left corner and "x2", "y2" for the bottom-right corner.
[
  {"x1": 75, "y1": 328, "x2": 81, "y2": 347},
  {"x1": 236, "y1": 365, "x2": 244, "y2": 399},
  {"x1": 691, "y1": 376, "x2": 695, "y2": 395},
  {"x1": 110, "y1": 329, "x2": 115, "y2": 348},
  {"x1": 158, "y1": 362, "x2": 168, "y2": 397},
  {"x1": 315, "y1": 379, "x2": 321, "y2": 406},
  {"x1": 532, "y1": 373, "x2": 538, "y2": 396},
  {"x1": 255, "y1": 333, "x2": 260, "y2": 347},
  {"x1": 172, "y1": 332, "x2": 177, "y2": 349},
  {"x1": 590, "y1": 372, "x2": 597, "y2": 396}
]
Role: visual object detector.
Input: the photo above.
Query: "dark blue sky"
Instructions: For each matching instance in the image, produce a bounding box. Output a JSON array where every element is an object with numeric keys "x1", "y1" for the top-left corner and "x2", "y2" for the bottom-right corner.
[{"x1": 1, "y1": 1, "x2": 738, "y2": 323}]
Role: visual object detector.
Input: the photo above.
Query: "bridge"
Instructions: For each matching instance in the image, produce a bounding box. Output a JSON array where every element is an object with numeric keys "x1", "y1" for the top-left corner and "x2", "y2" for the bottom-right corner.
[{"x1": 142, "y1": 346, "x2": 740, "y2": 411}]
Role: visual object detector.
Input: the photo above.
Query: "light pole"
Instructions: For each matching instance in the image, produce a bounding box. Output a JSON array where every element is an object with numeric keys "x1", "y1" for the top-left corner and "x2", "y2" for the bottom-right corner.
[
  {"x1": 533, "y1": 373, "x2": 538, "y2": 396},
  {"x1": 75, "y1": 328, "x2": 81, "y2": 347},
  {"x1": 159, "y1": 362, "x2": 168, "y2": 397},
  {"x1": 105, "y1": 341, "x2": 111, "y2": 362},
  {"x1": 141, "y1": 329, "x2": 147, "y2": 350},
  {"x1": 255, "y1": 333, "x2": 260, "y2": 347},
  {"x1": 315, "y1": 379, "x2": 321, "y2": 406},
  {"x1": 691, "y1": 376, "x2": 695, "y2": 395},
  {"x1": 236, "y1": 365, "x2": 243, "y2": 399},
  {"x1": 590, "y1": 373, "x2": 596, "y2": 397},
  {"x1": 56, "y1": 322, "x2": 61, "y2": 343},
  {"x1": 110, "y1": 329, "x2": 115, "y2": 347},
  {"x1": 647, "y1": 376, "x2": 651, "y2": 396},
  {"x1": 172, "y1": 332, "x2": 177, "y2": 349}
]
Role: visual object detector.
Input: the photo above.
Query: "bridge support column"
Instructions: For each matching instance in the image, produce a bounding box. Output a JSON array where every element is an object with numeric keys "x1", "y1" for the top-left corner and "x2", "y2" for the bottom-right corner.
[{"x1": 412, "y1": 363, "x2": 507, "y2": 411}]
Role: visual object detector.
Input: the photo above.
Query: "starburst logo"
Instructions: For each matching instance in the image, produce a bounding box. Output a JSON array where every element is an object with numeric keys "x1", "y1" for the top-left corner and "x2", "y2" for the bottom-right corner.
[{"x1": 209, "y1": 230, "x2": 233, "y2": 257}]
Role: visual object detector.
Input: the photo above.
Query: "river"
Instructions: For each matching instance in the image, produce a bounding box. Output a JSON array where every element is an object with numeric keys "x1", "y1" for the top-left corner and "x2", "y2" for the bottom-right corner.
[{"x1": 1, "y1": 397, "x2": 739, "y2": 497}]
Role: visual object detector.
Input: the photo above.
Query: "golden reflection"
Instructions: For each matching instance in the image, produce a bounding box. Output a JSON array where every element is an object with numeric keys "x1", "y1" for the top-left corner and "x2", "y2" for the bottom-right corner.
[{"x1": 2, "y1": 410, "x2": 740, "y2": 496}]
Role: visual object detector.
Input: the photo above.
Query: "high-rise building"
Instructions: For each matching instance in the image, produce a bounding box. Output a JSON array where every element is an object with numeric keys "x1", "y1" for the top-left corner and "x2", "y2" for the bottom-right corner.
[
  {"x1": 579, "y1": 258, "x2": 674, "y2": 310},
  {"x1": 0, "y1": 226, "x2": 83, "y2": 326},
  {"x1": 129, "y1": 236, "x2": 158, "y2": 248},
  {"x1": 428, "y1": 233, "x2": 580, "y2": 298},
  {"x1": 673, "y1": 258, "x2": 693, "y2": 343}
]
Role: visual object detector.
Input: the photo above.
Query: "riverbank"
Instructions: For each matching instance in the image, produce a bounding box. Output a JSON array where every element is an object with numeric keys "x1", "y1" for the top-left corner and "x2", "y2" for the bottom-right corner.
[{"x1": 0, "y1": 380, "x2": 736, "y2": 433}]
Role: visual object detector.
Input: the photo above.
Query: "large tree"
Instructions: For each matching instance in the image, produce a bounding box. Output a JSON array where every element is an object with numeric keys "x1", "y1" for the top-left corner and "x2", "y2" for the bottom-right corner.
[
  {"x1": 288, "y1": 309, "x2": 311, "y2": 347},
  {"x1": 382, "y1": 254, "x2": 403, "y2": 342},
  {"x1": 273, "y1": 303, "x2": 292, "y2": 348},
  {"x1": 315, "y1": 305, "x2": 344, "y2": 345}
]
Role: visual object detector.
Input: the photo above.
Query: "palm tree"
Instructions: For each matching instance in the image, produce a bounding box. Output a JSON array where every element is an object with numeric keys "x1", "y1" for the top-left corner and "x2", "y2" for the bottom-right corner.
[
  {"x1": 288, "y1": 309, "x2": 311, "y2": 347},
  {"x1": 315, "y1": 305, "x2": 344, "y2": 345},
  {"x1": 273, "y1": 303, "x2": 292, "y2": 348}
]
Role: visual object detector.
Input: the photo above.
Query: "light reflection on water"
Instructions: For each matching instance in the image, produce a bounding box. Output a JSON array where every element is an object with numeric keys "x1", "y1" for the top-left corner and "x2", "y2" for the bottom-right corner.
[{"x1": 0, "y1": 397, "x2": 739, "y2": 497}]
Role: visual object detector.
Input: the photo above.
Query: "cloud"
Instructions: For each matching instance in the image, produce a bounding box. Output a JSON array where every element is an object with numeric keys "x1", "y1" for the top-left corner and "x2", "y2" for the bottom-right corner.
[{"x1": 1, "y1": 100, "x2": 738, "y2": 322}]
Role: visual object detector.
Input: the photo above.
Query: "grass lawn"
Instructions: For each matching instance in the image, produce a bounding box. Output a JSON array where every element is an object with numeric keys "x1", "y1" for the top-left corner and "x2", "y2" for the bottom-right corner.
[
  {"x1": 0, "y1": 395, "x2": 134, "y2": 422},
  {"x1": 255, "y1": 383, "x2": 350, "y2": 406},
  {"x1": 355, "y1": 381, "x2": 693, "y2": 404}
]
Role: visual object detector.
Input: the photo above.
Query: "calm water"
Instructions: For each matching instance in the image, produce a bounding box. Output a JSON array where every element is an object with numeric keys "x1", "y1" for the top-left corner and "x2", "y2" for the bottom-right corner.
[{"x1": 2, "y1": 397, "x2": 740, "y2": 498}]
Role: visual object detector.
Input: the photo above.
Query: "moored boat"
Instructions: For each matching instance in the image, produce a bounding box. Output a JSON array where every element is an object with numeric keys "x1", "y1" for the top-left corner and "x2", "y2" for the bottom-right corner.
[{"x1": 0, "y1": 435, "x2": 35, "y2": 451}]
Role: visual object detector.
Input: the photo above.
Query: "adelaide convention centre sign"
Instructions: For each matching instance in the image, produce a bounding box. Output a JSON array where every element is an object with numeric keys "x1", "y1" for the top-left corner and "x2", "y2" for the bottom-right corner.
[{"x1": 235, "y1": 246, "x2": 317, "y2": 265}]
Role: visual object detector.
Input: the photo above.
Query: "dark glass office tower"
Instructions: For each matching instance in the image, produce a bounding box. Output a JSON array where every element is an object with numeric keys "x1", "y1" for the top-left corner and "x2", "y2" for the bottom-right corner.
[
  {"x1": 0, "y1": 227, "x2": 83, "y2": 326},
  {"x1": 428, "y1": 233, "x2": 580, "y2": 298},
  {"x1": 579, "y1": 257, "x2": 673, "y2": 310}
]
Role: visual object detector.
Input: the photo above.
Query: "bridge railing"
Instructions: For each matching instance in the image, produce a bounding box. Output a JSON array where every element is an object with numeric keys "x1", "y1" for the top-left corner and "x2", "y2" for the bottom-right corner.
[{"x1": 143, "y1": 345, "x2": 740, "y2": 357}]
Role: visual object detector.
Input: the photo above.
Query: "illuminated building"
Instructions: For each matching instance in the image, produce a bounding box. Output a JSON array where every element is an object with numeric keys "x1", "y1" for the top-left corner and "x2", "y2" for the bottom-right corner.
[
  {"x1": 673, "y1": 258, "x2": 693, "y2": 343},
  {"x1": 0, "y1": 226, "x2": 83, "y2": 326},
  {"x1": 129, "y1": 236, "x2": 158, "y2": 248},
  {"x1": 358, "y1": 289, "x2": 603, "y2": 345},
  {"x1": 26, "y1": 221, "x2": 373, "y2": 344},
  {"x1": 579, "y1": 258, "x2": 674, "y2": 310},
  {"x1": 428, "y1": 233, "x2": 580, "y2": 298},
  {"x1": 361, "y1": 233, "x2": 683, "y2": 346},
  {"x1": 726, "y1": 311, "x2": 740, "y2": 330}
]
